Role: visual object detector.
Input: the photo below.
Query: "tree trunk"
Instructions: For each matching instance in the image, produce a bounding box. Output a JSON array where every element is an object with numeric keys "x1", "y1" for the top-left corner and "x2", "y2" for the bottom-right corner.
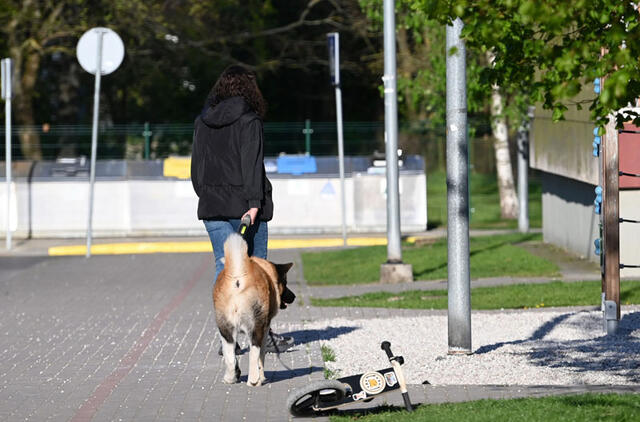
[
  {"x1": 396, "y1": 26, "x2": 419, "y2": 121},
  {"x1": 13, "y1": 50, "x2": 43, "y2": 160},
  {"x1": 487, "y1": 52, "x2": 518, "y2": 219}
]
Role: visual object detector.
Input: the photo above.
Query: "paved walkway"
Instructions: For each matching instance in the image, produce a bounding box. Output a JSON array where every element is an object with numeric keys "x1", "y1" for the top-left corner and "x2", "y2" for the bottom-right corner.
[{"x1": 0, "y1": 238, "x2": 637, "y2": 422}]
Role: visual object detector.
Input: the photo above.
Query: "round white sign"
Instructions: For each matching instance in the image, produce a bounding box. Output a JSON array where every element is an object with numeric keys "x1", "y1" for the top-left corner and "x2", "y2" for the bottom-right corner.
[{"x1": 76, "y1": 27, "x2": 125, "y2": 75}]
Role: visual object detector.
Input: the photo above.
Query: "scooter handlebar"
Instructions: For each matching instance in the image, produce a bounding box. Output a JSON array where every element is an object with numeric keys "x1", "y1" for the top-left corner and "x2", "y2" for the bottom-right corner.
[{"x1": 381, "y1": 341, "x2": 393, "y2": 359}]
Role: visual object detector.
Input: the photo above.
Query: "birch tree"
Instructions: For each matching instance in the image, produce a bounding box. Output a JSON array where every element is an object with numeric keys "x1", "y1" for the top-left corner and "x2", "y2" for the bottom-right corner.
[{"x1": 486, "y1": 50, "x2": 518, "y2": 219}]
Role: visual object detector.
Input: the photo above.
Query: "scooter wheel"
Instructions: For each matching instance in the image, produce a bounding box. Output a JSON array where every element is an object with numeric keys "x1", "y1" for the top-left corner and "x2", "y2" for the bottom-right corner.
[{"x1": 286, "y1": 379, "x2": 348, "y2": 416}]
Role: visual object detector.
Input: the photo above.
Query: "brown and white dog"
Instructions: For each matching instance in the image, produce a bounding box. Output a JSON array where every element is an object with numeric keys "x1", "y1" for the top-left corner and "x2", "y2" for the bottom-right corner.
[{"x1": 213, "y1": 233, "x2": 295, "y2": 386}]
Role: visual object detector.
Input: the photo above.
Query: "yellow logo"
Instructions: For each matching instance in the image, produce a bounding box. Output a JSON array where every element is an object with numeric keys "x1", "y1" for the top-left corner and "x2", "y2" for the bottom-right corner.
[{"x1": 359, "y1": 372, "x2": 386, "y2": 395}]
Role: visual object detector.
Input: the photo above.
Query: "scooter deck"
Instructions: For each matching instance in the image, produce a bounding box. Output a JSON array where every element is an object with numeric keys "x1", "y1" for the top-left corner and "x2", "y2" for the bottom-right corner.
[{"x1": 314, "y1": 366, "x2": 401, "y2": 411}]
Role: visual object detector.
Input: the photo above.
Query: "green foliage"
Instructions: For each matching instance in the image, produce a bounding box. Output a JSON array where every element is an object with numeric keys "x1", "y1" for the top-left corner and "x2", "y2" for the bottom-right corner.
[
  {"x1": 418, "y1": 0, "x2": 640, "y2": 128},
  {"x1": 321, "y1": 344, "x2": 337, "y2": 362},
  {"x1": 358, "y1": 0, "x2": 488, "y2": 125},
  {"x1": 321, "y1": 344, "x2": 338, "y2": 378},
  {"x1": 0, "y1": 0, "x2": 385, "y2": 137}
]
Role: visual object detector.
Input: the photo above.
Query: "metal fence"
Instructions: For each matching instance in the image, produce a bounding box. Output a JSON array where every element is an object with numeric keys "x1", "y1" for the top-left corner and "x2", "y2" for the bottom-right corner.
[{"x1": 0, "y1": 120, "x2": 501, "y2": 173}]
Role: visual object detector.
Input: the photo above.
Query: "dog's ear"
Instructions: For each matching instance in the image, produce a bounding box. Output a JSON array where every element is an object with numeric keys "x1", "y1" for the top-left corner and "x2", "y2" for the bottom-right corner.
[{"x1": 275, "y1": 262, "x2": 293, "y2": 278}]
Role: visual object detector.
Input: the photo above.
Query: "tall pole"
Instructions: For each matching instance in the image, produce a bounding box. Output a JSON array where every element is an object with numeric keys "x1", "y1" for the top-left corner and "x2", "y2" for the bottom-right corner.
[
  {"x1": 602, "y1": 117, "x2": 620, "y2": 335},
  {"x1": 2, "y1": 58, "x2": 12, "y2": 250},
  {"x1": 335, "y1": 84, "x2": 347, "y2": 246},
  {"x1": 86, "y1": 31, "x2": 105, "y2": 258},
  {"x1": 327, "y1": 32, "x2": 347, "y2": 247},
  {"x1": 446, "y1": 18, "x2": 471, "y2": 354},
  {"x1": 383, "y1": 0, "x2": 402, "y2": 262},
  {"x1": 143, "y1": 122, "x2": 151, "y2": 160},
  {"x1": 303, "y1": 119, "x2": 313, "y2": 155}
]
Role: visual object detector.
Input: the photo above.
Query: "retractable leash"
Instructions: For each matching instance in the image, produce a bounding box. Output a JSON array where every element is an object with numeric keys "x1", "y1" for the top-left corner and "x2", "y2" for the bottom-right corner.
[
  {"x1": 286, "y1": 341, "x2": 413, "y2": 416},
  {"x1": 238, "y1": 214, "x2": 251, "y2": 237}
]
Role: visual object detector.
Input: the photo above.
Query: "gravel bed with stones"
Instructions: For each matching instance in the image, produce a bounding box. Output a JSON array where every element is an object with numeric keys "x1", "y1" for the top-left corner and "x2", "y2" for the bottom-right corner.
[{"x1": 286, "y1": 307, "x2": 640, "y2": 385}]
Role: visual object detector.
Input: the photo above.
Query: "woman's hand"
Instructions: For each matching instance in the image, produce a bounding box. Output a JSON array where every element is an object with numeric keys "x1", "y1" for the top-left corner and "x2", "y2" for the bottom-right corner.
[{"x1": 242, "y1": 207, "x2": 259, "y2": 225}]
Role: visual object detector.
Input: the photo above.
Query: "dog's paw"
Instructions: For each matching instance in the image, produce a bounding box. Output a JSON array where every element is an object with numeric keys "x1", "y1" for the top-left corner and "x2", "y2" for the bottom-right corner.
[
  {"x1": 246, "y1": 378, "x2": 263, "y2": 387},
  {"x1": 223, "y1": 367, "x2": 241, "y2": 384},
  {"x1": 223, "y1": 374, "x2": 239, "y2": 384}
]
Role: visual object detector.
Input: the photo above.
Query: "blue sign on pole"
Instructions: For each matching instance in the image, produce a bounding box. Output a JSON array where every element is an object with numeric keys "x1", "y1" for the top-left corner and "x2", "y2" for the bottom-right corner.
[{"x1": 327, "y1": 33, "x2": 340, "y2": 86}]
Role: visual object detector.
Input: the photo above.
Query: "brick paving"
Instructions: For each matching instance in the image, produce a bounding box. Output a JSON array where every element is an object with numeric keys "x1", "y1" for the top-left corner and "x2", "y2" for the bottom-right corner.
[{"x1": 0, "y1": 243, "x2": 638, "y2": 422}]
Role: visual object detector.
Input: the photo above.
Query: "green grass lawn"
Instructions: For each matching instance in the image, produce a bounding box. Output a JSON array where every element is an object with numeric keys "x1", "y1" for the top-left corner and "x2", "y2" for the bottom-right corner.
[
  {"x1": 302, "y1": 233, "x2": 559, "y2": 286},
  {"x1": 310, "y1": 280, "x2": 640, "y2": 309},
  {"x1": 330, "y1": 393, "x2": 640, "y2": 422},
  {"x1": 426, "y1": 170, "x2": 542, "y2": 229}
]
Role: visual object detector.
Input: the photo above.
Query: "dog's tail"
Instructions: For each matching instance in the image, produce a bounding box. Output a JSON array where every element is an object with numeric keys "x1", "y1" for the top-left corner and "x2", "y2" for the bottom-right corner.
[{"x1": 223, "y1": 232, "x2": 249, "y2": 277}]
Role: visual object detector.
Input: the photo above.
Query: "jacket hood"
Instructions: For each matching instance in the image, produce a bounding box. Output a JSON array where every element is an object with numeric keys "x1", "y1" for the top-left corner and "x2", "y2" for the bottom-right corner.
[{"x1": 200, "y1": 96, "x2": 251, "y2": 128}]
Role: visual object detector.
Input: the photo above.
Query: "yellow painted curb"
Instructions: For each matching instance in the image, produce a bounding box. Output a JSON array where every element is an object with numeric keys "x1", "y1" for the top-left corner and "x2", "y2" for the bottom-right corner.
[
  {"x1": 48, "y1": 237, "x2": 393, "y2": 256},
  {"x1": 48, "y1": 241, "x2": 213, "y2": 256}
]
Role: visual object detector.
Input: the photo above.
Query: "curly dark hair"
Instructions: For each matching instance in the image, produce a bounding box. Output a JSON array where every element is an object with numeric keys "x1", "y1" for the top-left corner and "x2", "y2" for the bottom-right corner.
[{"x1": 206, "y1": 65, "x2": 267, "y2": 119}]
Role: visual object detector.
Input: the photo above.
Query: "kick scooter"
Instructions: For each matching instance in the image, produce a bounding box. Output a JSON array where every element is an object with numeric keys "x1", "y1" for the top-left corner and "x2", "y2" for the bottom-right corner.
[{"x1": 286, "y1": 341, "x2": 413, "y2": 416}]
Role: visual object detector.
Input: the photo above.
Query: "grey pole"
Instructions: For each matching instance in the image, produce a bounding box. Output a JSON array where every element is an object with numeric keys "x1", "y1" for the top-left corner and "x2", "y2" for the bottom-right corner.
[
  {"x1": 379, "y1": 0, "x2": 412, "y2": 283},
  {"x1": 383, "y1": 0, "x2": 402, "y2": 262},
  {"x1": 86, "y1": 30, "x2": 105, "y2": 258},
  {"x1": 446, "y1": 18, "x2": 471, "y2": 354},
  {"x1": 335, "y1": 84, "x2": 347, "y2": 246},
  {"x1": 517, "y1": 107, "x2": 533, "y2": 233},
  {"x1": 2, "y1": 58, "x2": 12, "y2": 250},
  {"x1": 327, "y1": 32, "x2": 347, "y2": 246}
]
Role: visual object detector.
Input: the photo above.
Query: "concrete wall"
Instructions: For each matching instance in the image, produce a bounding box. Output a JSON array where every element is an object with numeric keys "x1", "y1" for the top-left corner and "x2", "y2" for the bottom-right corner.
[{"x1": 0, "y1": 172, "x2": 427, "y2": 237}]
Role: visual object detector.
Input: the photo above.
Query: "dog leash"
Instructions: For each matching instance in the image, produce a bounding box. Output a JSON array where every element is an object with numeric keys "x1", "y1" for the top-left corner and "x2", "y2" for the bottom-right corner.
[{"x1": 269, "y1": 330, "x2": 294, "y2": 371}]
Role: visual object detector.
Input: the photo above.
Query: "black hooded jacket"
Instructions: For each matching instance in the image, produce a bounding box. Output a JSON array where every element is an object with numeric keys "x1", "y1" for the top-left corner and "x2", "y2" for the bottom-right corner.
[{"x1": 191, "y1": 96, "x2": 273, "y2": 221}]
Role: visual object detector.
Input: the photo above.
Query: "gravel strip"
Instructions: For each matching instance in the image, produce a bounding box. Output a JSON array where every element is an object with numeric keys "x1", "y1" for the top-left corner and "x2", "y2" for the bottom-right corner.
[{"x1": 281, "y1": 307, "x2": 640, "y2": 385}]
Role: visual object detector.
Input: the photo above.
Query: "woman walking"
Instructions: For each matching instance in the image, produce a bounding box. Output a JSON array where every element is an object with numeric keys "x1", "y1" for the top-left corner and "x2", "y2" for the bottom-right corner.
[{"x1": 191, "y1": 65, "x2": 293, "y2": 353}]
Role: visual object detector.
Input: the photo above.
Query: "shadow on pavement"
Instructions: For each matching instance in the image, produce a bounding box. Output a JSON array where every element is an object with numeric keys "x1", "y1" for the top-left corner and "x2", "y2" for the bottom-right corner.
[
  {"x1": 285, "y1": 326, "x2": 360, "y2": 345},
  {"x1": 318, "y1": 403, "x2": 423, "y2": 419},
  {"x1": 232, "y1": 366, "x2": 324, "y2": 384},
  {"x1": 475, "y1": 311, "x2": 640, "y2": 384},
  {"x1": 263, "y1": 366, "x2": 324, "y2": 383}
]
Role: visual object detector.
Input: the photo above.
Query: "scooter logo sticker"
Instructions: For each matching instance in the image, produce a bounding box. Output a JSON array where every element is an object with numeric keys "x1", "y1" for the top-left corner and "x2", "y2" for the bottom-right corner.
[
  {"x1": 359, "y1": 371, "x2": 386, "y2": 395},
  {"x1": 352, "y1": 391, "x2": 368, "y2": 401},
  {"x1": 384, "y1": 371, "x2": 397, "y2": 387}
]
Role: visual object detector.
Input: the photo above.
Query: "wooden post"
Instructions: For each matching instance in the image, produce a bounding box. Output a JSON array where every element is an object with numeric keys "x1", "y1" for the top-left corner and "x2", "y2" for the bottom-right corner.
[{"x1": 602, "y1": 117, "x2": 620, "y2": 333}]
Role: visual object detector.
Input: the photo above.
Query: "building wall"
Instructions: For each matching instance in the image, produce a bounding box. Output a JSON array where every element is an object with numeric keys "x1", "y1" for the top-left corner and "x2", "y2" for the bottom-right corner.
[
  {"x1": 620, "y1": 189, "x2": 640, "y2": 278},
  {"x1": 541, "y1": 172, "x2": 600, "y2": 260},
  {"x1": 541, "y1": 172, "x2": 640, "y2": 277}
]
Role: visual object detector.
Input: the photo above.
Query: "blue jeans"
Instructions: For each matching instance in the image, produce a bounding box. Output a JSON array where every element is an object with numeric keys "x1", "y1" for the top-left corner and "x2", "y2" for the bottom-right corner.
[{"x1": 203, "y1": 219, "x2": 268, "y2": 282}]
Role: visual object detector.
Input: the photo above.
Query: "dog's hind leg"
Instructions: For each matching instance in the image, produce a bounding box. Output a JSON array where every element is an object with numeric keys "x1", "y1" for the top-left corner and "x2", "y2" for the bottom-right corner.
[
  {"x1": 221, "y1": 339, "x2": 240, "y2": 384},
  {"x1": 247, "y1": 321, "x2": 268, "y2": 387},
  {"x1": 218, "y1": 318, "x2": 240, "y2": 384},
  {"x1": 258, "y1": 325, "x2": 269, "y2": 384}
]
